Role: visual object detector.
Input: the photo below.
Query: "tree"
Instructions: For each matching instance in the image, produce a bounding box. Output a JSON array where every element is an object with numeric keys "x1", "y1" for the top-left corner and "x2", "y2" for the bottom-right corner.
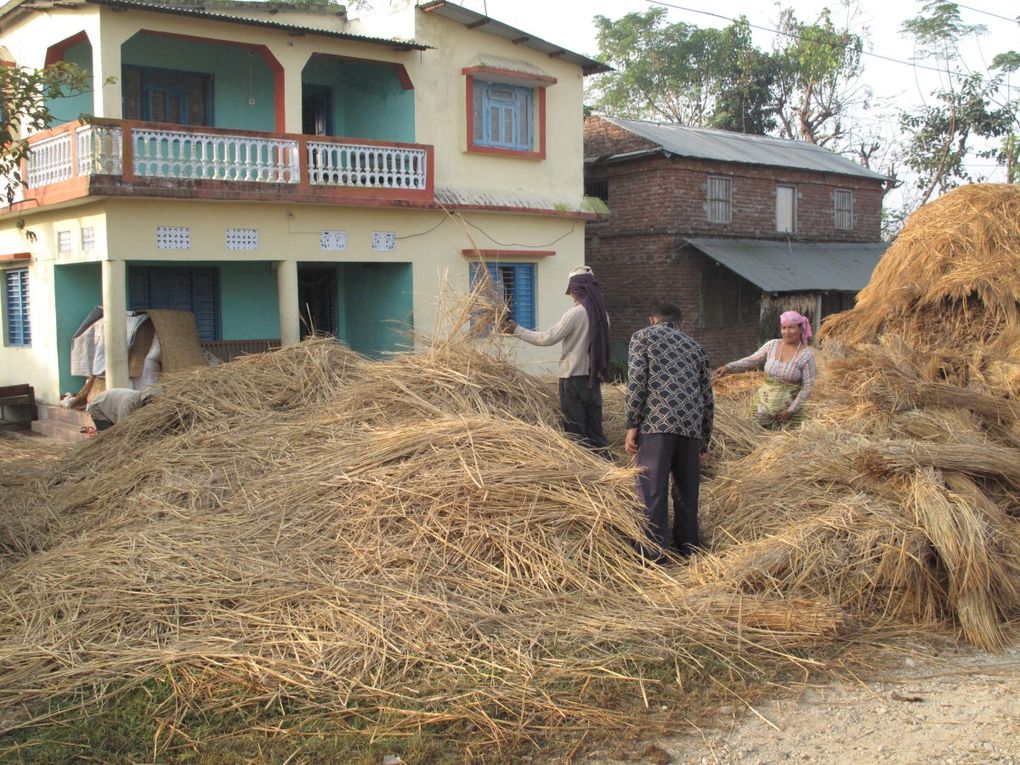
[
  {"x1": 897, "y1": 2, "x2": 1016, "y2": 208},
  {"x1": 590, "y1": 9, "x2": 776, "y2": 133},
  {"x1": 1, "y1": 62, "x2": 89, "y2": 208},
  {"x1": 770, "y1": 4, "x2": 868, "y2": 146}
]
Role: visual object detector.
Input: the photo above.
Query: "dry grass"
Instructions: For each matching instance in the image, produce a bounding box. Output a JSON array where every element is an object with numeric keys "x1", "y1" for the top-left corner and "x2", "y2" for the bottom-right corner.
[
  {"x1": 0, "y1": 339, "x2": 832, "y2": 755},
  {"x1": 2, "y1": 184, "x2": 1020, "y2": 756}
]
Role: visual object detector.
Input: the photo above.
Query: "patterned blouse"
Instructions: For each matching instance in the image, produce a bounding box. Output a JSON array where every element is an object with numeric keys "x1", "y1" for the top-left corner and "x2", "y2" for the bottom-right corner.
[{"x1": 725, "y1": 339, "x2": 817, "y2": 414}]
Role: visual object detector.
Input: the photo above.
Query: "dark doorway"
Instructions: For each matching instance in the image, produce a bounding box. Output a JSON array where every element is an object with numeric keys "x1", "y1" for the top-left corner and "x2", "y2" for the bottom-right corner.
[
  {"x1": 298, "y1": 266, "x2": 337, "y2": 337},
  {"x1": 302, "y1": 84, "x2": 332, "y2": 135}
]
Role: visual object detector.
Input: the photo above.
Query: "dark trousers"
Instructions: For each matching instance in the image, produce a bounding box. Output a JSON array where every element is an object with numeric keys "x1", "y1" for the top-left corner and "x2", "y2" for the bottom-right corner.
[
  {"x1": 559, "y1": 376, "x2": 609, "y2": 456},
  {"x1": 635, "y1": 433, "x2": 701, "y2": 556}
]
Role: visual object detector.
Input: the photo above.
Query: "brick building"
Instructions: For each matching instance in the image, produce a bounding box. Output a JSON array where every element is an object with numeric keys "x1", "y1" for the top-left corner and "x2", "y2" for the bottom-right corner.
[{"x1": 584, "y1": 115, "x2": 890, "y2": 365}]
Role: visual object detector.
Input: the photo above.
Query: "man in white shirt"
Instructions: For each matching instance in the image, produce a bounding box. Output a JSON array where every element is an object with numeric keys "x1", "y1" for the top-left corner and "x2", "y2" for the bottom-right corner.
[{"x1": 504, "y1": 265, "x2": 611, "y2": 457}]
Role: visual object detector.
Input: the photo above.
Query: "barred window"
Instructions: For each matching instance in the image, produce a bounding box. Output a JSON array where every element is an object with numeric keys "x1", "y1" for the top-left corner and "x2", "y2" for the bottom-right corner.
[
  {"x1": 706, "y1": 176, "x2": 732, "y2": 223},
  {"x1": 834, "y1": 189, "x2": 853, "y2": 230},
  {"x1": 4, "y1": 268, "x2": 31, "y2": 347}
]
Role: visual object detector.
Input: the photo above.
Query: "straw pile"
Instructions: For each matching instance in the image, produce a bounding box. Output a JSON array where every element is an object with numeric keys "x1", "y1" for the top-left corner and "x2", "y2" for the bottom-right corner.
[
  {"x1": 699, "y1": 184, "x2": 1020, "y2": 651},
  {"x1": 2, "y1": 186, "x2": 1018, "y2": 752},
  {"x1": 0, "y1": 307, "x2": 839, "y2": 750}
]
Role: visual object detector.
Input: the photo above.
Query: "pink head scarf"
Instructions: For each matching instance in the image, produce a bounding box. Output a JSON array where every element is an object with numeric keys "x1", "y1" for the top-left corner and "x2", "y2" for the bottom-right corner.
[{"x1": 779, "y1": 311, "x2": 812, "y2": 346}]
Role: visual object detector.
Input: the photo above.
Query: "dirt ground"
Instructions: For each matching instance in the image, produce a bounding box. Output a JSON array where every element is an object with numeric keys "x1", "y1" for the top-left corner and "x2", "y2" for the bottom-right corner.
[{"x1": 578, "y1": 640, "x2": 1020, "y2": 765}]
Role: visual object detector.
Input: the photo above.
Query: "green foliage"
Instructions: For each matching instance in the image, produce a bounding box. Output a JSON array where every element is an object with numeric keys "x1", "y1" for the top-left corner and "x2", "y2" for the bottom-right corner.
[
  {"x1": 589, "y1": 9, "x2": 776, "y2": 134},
  {"x1": 589, "y1": 3, "x2": 868, "y2": 146},
  {"x1": 897, "y1": 2, "x2": 1018, "y2": 206},
  {"x1": 0, "y1": 62, "x2": 89, "y2": 207},
  {"x1": 770, "y1": 5, "x2": 867, "y2": 146}
]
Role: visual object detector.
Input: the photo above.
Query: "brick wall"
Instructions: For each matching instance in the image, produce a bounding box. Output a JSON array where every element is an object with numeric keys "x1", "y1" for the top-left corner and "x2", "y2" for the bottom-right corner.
[
  {"x1": 583, "y1": 117, "x2": 887, "y2": 364},
  {"x1": 584, "y1": 118, "x2": 659, "y2": 159},
  {"x1": 586, "y1": 156, "x2": 885, "y2": 242},
  {"x1": 588, "y1": 231, "x2": 760, "y2": 366}
]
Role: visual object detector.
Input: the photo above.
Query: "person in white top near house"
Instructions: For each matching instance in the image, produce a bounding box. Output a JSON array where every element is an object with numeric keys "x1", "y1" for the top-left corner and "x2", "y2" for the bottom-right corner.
[{"x1": 503, "y1": 265, "x2": 611, "y2": 457}]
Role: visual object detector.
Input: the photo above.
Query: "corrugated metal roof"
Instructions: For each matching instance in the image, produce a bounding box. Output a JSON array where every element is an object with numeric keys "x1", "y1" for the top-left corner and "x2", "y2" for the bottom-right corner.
[
  {"x1": 54, "y1": 0, "x2": 430, "y2": 49},
  {"x1": 686, "y1": 238, "x2": 888, "y2": 292},
  {"x1": 599, "y1": 116, "x2": 889, "y2": 182},
  {"x1": 418, "y1": 1, "x2": 610, "y2": 75}
]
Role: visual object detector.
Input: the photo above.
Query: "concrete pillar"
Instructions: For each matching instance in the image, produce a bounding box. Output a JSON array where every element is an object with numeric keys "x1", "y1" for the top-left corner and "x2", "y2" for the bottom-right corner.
[
  {"x1": 277, "y1": 259, "x2": 300, "y2": 347},
  {"x1": 102, "y1": 259, "x2": 129, "y2": 388},
  {"x1": 91, "y1": 27, "x2": 127, "y2": 119}
]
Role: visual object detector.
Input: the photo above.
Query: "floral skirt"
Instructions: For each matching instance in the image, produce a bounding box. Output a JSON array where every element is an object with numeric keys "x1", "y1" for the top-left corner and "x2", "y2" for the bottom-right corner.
[{"x1": 752, "y1": 375, "x2": 805, "y2": 428}]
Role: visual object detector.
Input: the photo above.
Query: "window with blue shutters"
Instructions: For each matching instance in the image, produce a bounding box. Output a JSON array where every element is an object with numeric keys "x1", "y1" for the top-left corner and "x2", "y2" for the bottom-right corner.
[
  {"x1": 470, "y1": 262, "x2": 536, "y2": 329},
  {"x1": 4, "y1": 268, "x2": 30, "y2": 347},
  {"x1": 128, "y1": 266, "x2": 220, "y2": 341},
  {"x1": 472, "y1": 80, "x2": 534, "y2": 152}
]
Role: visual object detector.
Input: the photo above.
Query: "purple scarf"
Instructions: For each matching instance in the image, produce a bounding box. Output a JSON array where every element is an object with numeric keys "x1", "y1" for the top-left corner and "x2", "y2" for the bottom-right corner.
[{"x1": 568, "y1": 274, "x2": 610, "y2": 387}]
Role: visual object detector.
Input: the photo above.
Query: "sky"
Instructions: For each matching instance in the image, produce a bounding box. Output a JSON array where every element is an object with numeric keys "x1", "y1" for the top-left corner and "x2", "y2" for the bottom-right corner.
[{"x1": 450, "y1": 0, "x2": 1020, "y2": 188}]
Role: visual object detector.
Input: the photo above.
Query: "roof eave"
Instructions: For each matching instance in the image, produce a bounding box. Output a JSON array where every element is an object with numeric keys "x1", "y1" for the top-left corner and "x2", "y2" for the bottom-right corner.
[
  {"x1": 418, "y1": 0, "x2": 610, "y2": 75},
  {"x1": 4, "y1": 0, "x2": 431, "y2": 50}
]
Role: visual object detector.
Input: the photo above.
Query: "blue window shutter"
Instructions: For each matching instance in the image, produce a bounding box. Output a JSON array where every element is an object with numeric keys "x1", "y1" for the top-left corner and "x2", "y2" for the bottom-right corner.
[
  {"x1": 128, "y1": 265, "x2": 220, "y2": 341},
  {"x1": 514, "y1": 88, "x2": 532, "y2": 150},
  {"x1": 474, "y1": 81, "x2": 534, "y2": 152},
  {"x1": 5, "y1": 268, "x2": 30, "y2": 347},
  {"x1": 511, "y1": 264, "x2": 536, "y2": 329},
  {"x1": 469, "y1": 262, "x2": 534, "y2": 329},
  {"x1": 472, "y1": 80, "x2": 484, "y2": 144},
  {"x1": 189, "y1": 268, "x2": 219, "y2": 341}
]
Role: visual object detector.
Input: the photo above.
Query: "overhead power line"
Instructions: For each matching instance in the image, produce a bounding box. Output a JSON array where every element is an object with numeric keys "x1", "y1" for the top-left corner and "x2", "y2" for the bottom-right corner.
[
  {"x1": 954, "y1": 3, "x2": 1020, "y2": 25},
  {"x1": 638, "y1": 0, "x2": 1018, "y2": 85}
]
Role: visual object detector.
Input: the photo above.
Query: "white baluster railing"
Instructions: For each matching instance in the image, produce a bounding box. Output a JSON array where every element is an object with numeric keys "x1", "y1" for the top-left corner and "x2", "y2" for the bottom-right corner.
[
  {"x1": 27, "y1": 132, "x2": 74, "y2": 187},
  {"x1": 26, "y1": 123, "x2": 431, "y2": 197},
  {"x1": 132, "y1": 129, "x2": 300, "y2": 183},
  {"x1": 76, "y1": 125, "x2": 124, "y2": 176},
  {"x1": 307, "y1": 142, "x2": 428, "y2": 190}
]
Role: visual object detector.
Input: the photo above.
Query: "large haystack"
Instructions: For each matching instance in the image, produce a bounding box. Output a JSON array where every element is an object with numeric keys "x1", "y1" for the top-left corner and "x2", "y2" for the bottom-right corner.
[
  {"x1": 701, "y1": 184, "x2": 1020, "y2": 651},
  {"x1": 821, "y1": 183, "x2": 1020, "y2": 347},
  {"x1": 0, "y1": 337, "x2": 837, "y2": 751}
]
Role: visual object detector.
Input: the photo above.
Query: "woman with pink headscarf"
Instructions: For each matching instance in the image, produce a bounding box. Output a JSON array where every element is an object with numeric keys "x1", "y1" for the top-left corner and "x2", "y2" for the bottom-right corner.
[{"x1": 712, "y1": 311, "x2": 816, "y2": 427}]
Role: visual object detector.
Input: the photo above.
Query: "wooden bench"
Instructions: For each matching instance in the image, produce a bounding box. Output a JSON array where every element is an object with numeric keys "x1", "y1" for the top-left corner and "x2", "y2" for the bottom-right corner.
[{"x1": 0, "y1": 384, "x2": 37, "y2": 427}]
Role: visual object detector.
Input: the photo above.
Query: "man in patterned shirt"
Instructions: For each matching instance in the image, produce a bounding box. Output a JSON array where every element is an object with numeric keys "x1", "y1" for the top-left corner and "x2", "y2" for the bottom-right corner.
[{"x1": 625, "y1": 303, "x2": 714, "y2": 560}]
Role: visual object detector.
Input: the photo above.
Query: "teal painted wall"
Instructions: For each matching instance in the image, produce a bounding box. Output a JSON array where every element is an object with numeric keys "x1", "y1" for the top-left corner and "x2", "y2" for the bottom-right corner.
[
  {"x1": 302, "y1": 57, "x2": 414, "y2": 142},
  {"x1": 121, "y1": 34, "x2": 275, "y2": 131},
  {"x1": 338, "y1": 262, "x2": 413, "y2": 357},
  {"x1": 47, "y1": 40, "x2": 95, "y2": 124},
  {"x1": 219, "y1": 262, "x2": 279, "y2": 340},
  {"x1": 54, "y1": 262, "x2": 102, "y2": 395}
]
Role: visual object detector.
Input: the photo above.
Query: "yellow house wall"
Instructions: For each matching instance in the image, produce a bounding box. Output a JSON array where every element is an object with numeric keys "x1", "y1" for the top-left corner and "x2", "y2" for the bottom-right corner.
[
  {"x1": 408, "y1": 11, "x2": 587, "y2": 204},
  {"x1": 0, "y1": 204, "x2": 108, "y2": 402},
  {"x1": 0, "y1": 5, "x2": 592, "y2": 400},
  {"x1": 103, "y1": 198, "x2": 583, "y2": 370}
]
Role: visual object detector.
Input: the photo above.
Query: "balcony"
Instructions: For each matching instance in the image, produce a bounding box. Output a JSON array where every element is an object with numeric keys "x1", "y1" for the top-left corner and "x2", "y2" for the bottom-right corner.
[{"x1": 22, "y1": 119, "x2": 435, "y2": 208}]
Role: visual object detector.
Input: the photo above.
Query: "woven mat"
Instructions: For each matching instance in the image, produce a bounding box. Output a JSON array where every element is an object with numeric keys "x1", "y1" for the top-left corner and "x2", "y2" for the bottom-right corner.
[{"x1": 144, "y1": 310, "x2": 207, "y2": 372}]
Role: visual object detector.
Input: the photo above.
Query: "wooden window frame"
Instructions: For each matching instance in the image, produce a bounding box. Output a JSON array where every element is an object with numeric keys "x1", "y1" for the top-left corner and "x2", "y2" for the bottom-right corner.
[
  {"x1": 463, "y1": 66, "x2": 553, "y2": 160},
  {"x1": 706, "y1": 175, "x2": 732, "y2": 224},
  {"x1": 834, "y1": 188, "x2": 854, "y2": 230},
  {"x1": 776, "y1": 184, "x2": 797, "y2": 234}
]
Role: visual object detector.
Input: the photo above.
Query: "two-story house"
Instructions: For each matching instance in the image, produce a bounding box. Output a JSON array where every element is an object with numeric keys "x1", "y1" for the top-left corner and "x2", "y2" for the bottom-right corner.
[
  {"x1": 583, "y1": 115, "x2": 891, "y2": 364},
  {"x1": 0, "y1": 0, "x2": 607, "y2": 412}
]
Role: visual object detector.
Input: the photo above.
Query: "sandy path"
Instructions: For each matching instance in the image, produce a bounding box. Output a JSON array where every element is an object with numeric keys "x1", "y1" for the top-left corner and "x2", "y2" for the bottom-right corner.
[{"x1": 580, "y1": 642, "x2": 1020, "y2": 765}]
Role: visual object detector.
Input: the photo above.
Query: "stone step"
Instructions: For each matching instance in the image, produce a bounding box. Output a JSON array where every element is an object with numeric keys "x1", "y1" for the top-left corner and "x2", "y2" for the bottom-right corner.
[
  {"x1": 31, "y1": 417, "x2": 94, "y2": 443},
  {"x1": 36, "y1": 403, "x2": 94, "y2": 427}
]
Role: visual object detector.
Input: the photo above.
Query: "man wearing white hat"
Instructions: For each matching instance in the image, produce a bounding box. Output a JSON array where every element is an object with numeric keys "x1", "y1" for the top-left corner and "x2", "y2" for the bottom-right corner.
[{"x1": 503, "y1": 265, "x2": 611, "y2": 457}]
